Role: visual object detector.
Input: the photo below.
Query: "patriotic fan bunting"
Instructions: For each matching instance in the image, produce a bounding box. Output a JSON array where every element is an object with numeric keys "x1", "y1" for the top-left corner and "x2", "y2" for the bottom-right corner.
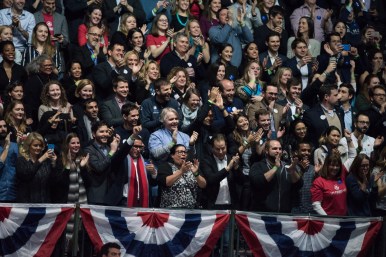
[
  {"x1": 80, "y1": 205, "x2": 230, "y2": 257},
  {"x1": 235, "y1": 211, "x2": 382, "y2": 257},
  {"x1": 0, "y1": 204, "x2": 74, "y2": 257}
]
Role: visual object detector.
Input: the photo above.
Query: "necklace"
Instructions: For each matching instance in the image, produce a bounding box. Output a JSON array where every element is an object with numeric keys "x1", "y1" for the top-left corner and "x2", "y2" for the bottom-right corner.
[{"x1": 176, "y1": 13, "x2": 188, "y2": 27}]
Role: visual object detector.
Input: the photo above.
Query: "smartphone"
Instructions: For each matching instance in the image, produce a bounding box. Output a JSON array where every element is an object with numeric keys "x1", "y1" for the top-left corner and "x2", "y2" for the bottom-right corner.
[
  {"x1": 342, "y1": 44, "x2": 351, "y2": 51},
  {"x1": 311, "y1": 57, "x2": 317, "y2": 63},
  {"x1": 54, "y1": 33, "x2": 62, "y2": 37},
  {"x1": 329, "y1": 56, "x2": 336, "y2": 63},
  {"x1": 48, "y1": 144, "x2": 55, "y2": 150}
]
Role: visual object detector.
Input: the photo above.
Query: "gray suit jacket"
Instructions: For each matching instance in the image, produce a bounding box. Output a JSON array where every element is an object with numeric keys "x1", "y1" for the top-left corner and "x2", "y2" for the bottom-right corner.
[
  {"x1": 34, "y1": 11, "x2": 69, "y2": 46},
  {"x1": 99, "y1": 98, "x2": 124, "y2": 128}
]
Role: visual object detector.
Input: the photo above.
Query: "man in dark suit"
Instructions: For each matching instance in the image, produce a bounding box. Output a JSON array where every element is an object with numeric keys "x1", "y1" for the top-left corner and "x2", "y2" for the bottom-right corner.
[
  {"x1": 91, "y1": 42, "x2": 133, "y2": 101},
  {"x1": 77, "y1": 98, "x2": 99, "y2": 146},
  {"x1": 303, "y1": 84, "x2": 345, "y2": 147},
  {"x1": 284, "y1": 38, "x2": 313, "y2": 89},
  {"x1": 102, "y1": 0, "x2": 146, "y2": 36},
  {"x1": 338, "y1": 83, "x2": 357, "y2": 132},
  {"x1": 200, "y1": 134, "x2": 242, "y2": 210},
  {"x1": 100, "y1": 76, "x2": 133, "y2": 128},
  {"x1": 258, "y1": 32, "x2": 288, "y2": 82},
  {"x1": 83, "y1": 121, "x2": 132, "y2": 205},
  {"x1": 72, "y1": 26, "x2": 106, "y2": 78}
]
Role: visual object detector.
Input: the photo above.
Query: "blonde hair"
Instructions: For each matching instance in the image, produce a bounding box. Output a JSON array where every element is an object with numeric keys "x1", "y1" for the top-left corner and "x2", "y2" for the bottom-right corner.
[
  {"x1": 75, "y1": 79, "x2": 95, "y2": 98},
  {"x1": 119, "y1": 13, "x2": 136, "y2": 36},
  {"x1": 139, "y1": 60, "x2": 160, "y2": 82},
  {"x1": 20, "y1": 132, "x2": 45, "y2": 160},
  {"x1": 32, "y1": 22, "x2": 55, "y2": 57}
]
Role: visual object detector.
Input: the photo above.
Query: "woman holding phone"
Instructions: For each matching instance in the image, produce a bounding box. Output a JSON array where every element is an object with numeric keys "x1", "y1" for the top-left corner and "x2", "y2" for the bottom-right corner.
[{"x1": 16, "y1": 132, "x2": 61, "y2": 203}]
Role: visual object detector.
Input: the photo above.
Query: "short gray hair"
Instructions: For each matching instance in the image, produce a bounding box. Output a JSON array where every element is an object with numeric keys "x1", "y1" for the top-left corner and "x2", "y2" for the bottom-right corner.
[{"x1": 159, "y1": 107, "x2": 179, "y2": 123}]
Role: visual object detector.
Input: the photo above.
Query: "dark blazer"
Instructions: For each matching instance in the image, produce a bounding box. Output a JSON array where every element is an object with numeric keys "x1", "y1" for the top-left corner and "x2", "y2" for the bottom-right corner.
[
  {"x1": 99, "y1": 98, "x2": 124, "y2": 128},
  {"x1": 76, "y1": 115, "x2": 96, "y2": 147},
  {"x1": 160, "y1": 50, "x2": 205, "y2": 80},
  {"x1": 283, "y1": 57, "x2": 313, "y2": 79},
  {"x1": 200, "y1": 153, "x2": 243, "y2": 210},
  {"x1": 64, "y1": 0, "x2": 89, "y2": 44},
  {"x1": 104, "y1": 154, "x2": 157, "y2": 206},
  {"x1": 83, "y1": 140, "x2": 132, "y2": 205},
  {"x1": 102, "y1": 0, "x2": 146, "y2": 35},
  {"x1": 72, "y1": 44, "x2": 106, "y2": 78},
  {"x1": 254, "y1": 24, "x2": 288, "y2": 56},
  {"x1": 258, "y1": 51, "x2": 288, "y2": 69},
  {"x1": 303, "y1": 104, "x2": 345, "y2": 147},
  {"x1": 91, "y1": 62, "x2": 132, "y2": 101}
]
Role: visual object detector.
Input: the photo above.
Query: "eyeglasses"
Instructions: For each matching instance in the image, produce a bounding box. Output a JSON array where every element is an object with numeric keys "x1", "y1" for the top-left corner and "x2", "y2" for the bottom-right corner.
[
  {"x1": 158, "y1": 19, "x2": 168, "y2": 23},
  {"x1": 373, "y1": 93, "x2": 386, "y2": 97},
  {"x1": 175, "y1": 150, "x2": 187, "y2": 155},
  {"x1": 133, "y1": 145, "x2": 144, "y2": 149},
  {"x1": 88, "y1": 32, "x2": 102, "y2": 37},
  {"x1": 360, "y1": 164, "x2": 370, "y2": 168}
]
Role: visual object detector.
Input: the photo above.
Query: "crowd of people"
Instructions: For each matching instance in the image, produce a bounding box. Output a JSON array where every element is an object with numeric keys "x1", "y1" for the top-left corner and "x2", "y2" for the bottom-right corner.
[{"x1": 1, "y1": 0, "x2": 386, "y2": 255}]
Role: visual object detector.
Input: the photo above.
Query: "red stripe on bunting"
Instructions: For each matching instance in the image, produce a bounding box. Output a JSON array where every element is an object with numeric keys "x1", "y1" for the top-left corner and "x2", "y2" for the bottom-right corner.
[
  {"x1": 235, "y1": 214, "x2": 266, "y2": 257},
  {"x1": 357, "y1": 220, "x2": 382, "y2": 257},
  {"x1": 34, "y1": 207, "x2": 74, "y2": 257},
  {"x1": 80, "y1": 207, "x2": 104, "y2": 252},
  {"x1": 195, "y1": 213, "x2": 230, "y2": 257}
]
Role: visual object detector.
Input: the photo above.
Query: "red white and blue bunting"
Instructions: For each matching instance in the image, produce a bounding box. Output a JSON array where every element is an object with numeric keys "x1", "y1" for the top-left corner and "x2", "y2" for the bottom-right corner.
[
  {"x1": 235, "y1": 211, "x2": 382, "y2": 257},
  {"x1": 0, "y1": 204, "x2": 74, "y2": 257},
  {"x1": 80, "y1": 205, "x2": 230, "y2": 257}
]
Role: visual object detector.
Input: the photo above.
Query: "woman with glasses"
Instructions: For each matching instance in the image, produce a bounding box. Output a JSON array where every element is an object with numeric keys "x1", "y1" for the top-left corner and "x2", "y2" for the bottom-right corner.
[
  {"x1": 157, "y1": 143, "x2": 206, "y2": 208},
  {"x1": 346, "y1": 154, "x2": 385, "y2": 216},
  {"x1": 146, "y1": 13, "x2": 172, "y2": 63}
]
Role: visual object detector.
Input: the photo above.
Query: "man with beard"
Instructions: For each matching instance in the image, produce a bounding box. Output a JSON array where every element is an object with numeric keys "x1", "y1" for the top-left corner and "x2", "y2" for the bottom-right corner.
[
  {"x1": 140, "y1": 78, "x2": 182, "y2": 133},
  {"x1": 73, "y1": 26, "x2": 106, "y2": 78},
  {"x1": 303, "y1": 84, "x2": 344, "y2": 147},
  {"x1": 246, "y1": 84, "x2": 286, "y2": 137},
  {"x1": 115, "y1": 102, "x2": 150, "y2": 155},
  {"x1": 100, "y1": 76, "x2": 134, "y2": 128},
  {"x1": 0, "y1": 118, "x2": 18, "y2": 202},
  {"x1": 277, "y1": 77, "x2": 309, "y2": 123},
  {"x1": 160, "y1": 32, "x2": 205, "y2": 80},
  {"x1": 340, "y1": 112, "x2": 384, "y2": 159},
  {"x1": 83, "y1": 121, "x2": 133, "y2": 205},
  {"x1": 249, "y1": 139, "x2": 303, "y2": 212},
  {"x1": 77, "y1": 98, "x2": 99, "y2": 146},
  {"x1": 212, "y1": 79, "x2": 243, "y2": 130}
]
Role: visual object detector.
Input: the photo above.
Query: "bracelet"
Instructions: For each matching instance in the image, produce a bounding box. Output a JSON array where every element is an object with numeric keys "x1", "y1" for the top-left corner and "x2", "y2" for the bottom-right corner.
[
  {"x1": 272, "y1": 166, "x2": 278, "y2": 171},
  {"x1": 208, "y1": 100, "x2": 215, "y2": 105},
  {"x1": 239, "y1": 21, "x2": 245, "y2": 27},
  {"x1": 193, "y1": 171, "x2": 200, "y2": 177},
  {"x1": 108, "y1": 152, "x2": 114, "y2": 157},
  {"x1": 152, "y1": 8, "x2": 158, "y2": 16}
]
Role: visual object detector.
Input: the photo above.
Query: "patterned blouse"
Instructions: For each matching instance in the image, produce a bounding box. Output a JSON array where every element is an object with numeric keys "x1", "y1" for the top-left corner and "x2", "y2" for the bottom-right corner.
[{"x1": 159, "y1": 162, "x2": 198, "y2": 209}]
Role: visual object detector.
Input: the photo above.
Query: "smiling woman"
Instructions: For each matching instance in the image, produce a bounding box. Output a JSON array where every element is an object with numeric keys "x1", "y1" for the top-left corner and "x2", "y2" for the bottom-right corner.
[
  {"x1": 148, "y1": 107, "x2": 194, "y2": 163},
  {"x1": 157, "y1": 144, "x2": 206, "y2": 208}
]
